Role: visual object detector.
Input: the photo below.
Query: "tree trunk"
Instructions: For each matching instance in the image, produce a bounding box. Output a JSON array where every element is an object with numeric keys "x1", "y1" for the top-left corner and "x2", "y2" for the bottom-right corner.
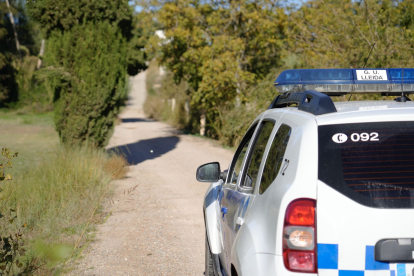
[
  {"x1": 5, "y1": 0, "x2": 20, "y2": 52},
  {"x1": 37, "y1": 39, "x2": 45, "y2": 69},
  {"x1": 200, "y1": 113, "x2": 206, "y2": 136}
]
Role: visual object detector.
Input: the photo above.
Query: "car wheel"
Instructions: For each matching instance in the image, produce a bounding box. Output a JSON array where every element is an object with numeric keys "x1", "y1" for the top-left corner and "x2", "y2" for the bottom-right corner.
[{"x1": 205, "y1": 234, "x2": 215, "y2": 276}]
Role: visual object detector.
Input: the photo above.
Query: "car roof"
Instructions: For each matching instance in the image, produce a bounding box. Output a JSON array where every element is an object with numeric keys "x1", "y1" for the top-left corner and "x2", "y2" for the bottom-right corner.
[
  {"x1": 263, "y1": 100, "x2": 414, "y2": 127},
  {"x1": 333, "y1": 100, "x2": 414, "y2": 113}
]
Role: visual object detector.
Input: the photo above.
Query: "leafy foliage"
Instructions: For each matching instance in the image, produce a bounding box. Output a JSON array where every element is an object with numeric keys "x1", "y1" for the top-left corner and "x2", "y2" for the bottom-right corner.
[
  {"x1": 0, "y1": 1, "x2": 27, "y2": 105},
  {"x1": 26, "y1": 0, "x2": 133, "y2": 37},
  {"x1": 218, "y1": 68, "x2": 283, "y2": 146},
  {"x1": 0, "y1": 148, "x2": 17, "y2": 181},
  {"x1": 141, "y1": 0, "x2": 414, "y2": 145},
  {"x1": 144, "y1": 61, "x2": 190, "y2": 130},
  {"x1": 43, "y1": 21, "x2": 128, "y2": 146},
  {"x1": 289, "y1": 0, "x2": 414, "y2": 68},
  {"x1": 144, "y1": 0, "x2": 287, "y2": 134},
  {"x1": 0, "y1": 148, "x2": 35, "y2": 275},
  {"x1": 0, "y1": 219, "x2": 35, "y2": 275},
  {"x1": 26, "y1": 0, "x2": 144, "y2": 147},
  {"x1": 126, "y1": 12, "x2": 159, "y2": 75},
  {"x1": 26, "y1": 0, "x2": 145, "y2": 77}
]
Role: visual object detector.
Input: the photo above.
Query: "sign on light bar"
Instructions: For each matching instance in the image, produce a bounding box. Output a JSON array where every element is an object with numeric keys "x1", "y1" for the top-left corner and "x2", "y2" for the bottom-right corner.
[{"x1": 274, "y1": 69, "x2": 414, "y2": 95}]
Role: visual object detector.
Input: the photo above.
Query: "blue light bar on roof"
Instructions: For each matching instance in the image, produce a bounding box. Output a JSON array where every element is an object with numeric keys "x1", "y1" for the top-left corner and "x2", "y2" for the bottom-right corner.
[{"x1": 274, "y1": 68, "x2": 414, "y2": 95}]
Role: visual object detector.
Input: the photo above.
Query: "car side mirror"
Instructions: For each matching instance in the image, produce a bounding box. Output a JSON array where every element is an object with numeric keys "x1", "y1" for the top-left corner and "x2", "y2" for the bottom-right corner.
[{"x1": 196, "y1": 162, "x2": 222, "y2": 182}]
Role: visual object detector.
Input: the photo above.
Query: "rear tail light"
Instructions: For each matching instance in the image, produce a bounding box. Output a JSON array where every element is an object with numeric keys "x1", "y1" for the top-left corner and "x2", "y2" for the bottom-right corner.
[
  {"x1": 286, "y1": 251, "x2": 315, "y2": 272},
  {"x1": 283, "y1": 199, "x2": 317, "y2": 273}
]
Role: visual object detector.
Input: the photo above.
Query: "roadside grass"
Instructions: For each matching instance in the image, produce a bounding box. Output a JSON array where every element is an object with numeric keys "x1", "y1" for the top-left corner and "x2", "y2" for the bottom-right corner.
[
  {"x1": 0, "y1": 111, "x2": 128, "y2": 274},
  {"x1": 0, "y1": 111, "x2": 58, "y2": 174}
]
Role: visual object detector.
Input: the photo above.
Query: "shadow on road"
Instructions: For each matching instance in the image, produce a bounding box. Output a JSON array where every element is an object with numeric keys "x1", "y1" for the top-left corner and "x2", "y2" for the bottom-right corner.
[
  {"x1": 107, "y1": 136, "x2": 180, "y2": 165},
  {"x1": 121, "y1": 118, "x2": 153, "y2": 123}
]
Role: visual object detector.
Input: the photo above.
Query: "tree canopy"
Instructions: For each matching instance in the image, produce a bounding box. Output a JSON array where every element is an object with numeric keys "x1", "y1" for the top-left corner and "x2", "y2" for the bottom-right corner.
[
  {"x1": 290, "y1": 0, "x2": 414, "y2": 68},
  {"x1": 140, "y1": 0, "x2": 414, "y2": 143},
  {"x1": 144, "y1": 0, "x2": 287, "y2": 128},
  {"x1": 26, "y1": 0, "x2": 133, "y2": 36},
  {"x1": 26, "y1": 0, "x2": 144, "y2": 146},
  {"x1": 3, "y1": 0, "x2": 414, "y2": 145}
]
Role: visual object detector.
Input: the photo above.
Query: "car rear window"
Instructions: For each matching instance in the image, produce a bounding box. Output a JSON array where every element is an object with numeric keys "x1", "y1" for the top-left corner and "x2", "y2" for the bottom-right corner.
[{"x1": 319, "y1": 121, "x2": 414, "y2": 208}]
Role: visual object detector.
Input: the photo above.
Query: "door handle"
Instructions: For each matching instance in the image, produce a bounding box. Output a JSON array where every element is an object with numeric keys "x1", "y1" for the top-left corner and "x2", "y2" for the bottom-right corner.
[
  {"x1": 236, "y1": 217, "x2": 244, "y2": 226},
  {"x1": 221, "y1": 207, "x2": 227, "y2": 219},
  {"x1": 281, "y1": 159, "x2": 290, "y2": 176}
]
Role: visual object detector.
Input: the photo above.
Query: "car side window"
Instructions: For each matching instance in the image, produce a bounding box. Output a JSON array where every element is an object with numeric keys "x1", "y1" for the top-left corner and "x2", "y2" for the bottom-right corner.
[
  {"x1": 241, "y1": 120, "x2": 275, "y2": 189},
  {"x1": 259, "y1": 124, "x2": 292, "y2": 194},
  {"x1": 227, "y1": 123, "x2": 257, "y2": 185}
]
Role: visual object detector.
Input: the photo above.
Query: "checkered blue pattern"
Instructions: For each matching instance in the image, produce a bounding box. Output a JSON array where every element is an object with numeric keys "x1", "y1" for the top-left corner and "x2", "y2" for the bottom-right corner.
[{"x1": 318, "y1": 244, "x2": 413, "y2": 276}]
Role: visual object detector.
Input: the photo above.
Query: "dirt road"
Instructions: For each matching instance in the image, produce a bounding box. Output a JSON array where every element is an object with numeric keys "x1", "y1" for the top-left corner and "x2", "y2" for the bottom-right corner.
[{"x1": 73, "y1": 72, "x2": 233, "y2": 275}]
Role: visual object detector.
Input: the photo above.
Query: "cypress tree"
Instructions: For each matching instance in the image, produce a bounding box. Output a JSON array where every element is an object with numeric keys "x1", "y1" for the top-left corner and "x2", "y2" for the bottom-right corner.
[{"x1": 27, "y1": 0, "x2": 143, "y2": 147}]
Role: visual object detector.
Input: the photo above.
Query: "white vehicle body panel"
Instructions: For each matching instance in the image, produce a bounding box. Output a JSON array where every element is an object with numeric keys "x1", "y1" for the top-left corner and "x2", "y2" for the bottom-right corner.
[
  {"x1": 241, "y1": 254, "x2": 314, "y2": 276},
  {"x1": 202, "y1": 100, "x2": 414, "y2": 276},
  {"x1": 204, "y1": 180, "x2": 224, "y2": 254},
  {"x1": 229, "y1": 109, "x2": 319, "y2": 275},
  {"x1": 317, "y1": 181, "x2": 414, "y2": 275},
  {"x1": 315, "y1": 103, "x2": 414, "y2": 275},
  {"x1": 217, "y1": 113, "x2": 265, "y2": 274},
  {"x1": 317, "y1": 101, "x2": 414, "y2": 125}
]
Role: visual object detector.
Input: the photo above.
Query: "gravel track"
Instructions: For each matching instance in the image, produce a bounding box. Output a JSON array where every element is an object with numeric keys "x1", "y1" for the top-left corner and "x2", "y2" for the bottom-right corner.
[{"x1": 72, "y1": 71, "x2": 233, "y2": 275}]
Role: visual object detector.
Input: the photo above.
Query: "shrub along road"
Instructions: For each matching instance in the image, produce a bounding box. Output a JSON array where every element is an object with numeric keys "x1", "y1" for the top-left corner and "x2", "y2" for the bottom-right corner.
[{"x1": 73, "y1": 71, "x2": 233, "y2": 275}]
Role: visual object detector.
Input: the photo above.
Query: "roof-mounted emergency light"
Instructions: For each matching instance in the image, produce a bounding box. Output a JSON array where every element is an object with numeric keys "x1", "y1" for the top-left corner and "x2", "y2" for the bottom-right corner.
[{"x1": 274, "y1": 68, "x2": 414, "y2": 96}]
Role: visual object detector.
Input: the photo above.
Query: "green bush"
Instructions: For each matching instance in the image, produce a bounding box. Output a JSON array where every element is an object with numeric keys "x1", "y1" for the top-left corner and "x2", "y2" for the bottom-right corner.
[
  {"x1": 216, "y1": 69, "x2": 281, "y2": 146},
  {"x1": 43, "y1": 21, "x2": 128, "y2": 147},
  {"x1": 0, "y1": 59, "x2": 17, "y2": 105},
  {"x1": 144, "y1": 62, "x2": 190, "y2": 130},
  {"x1": 25, "y1": 0, "x2": 145, "y2": 147},
  {"x1": 12, "y1": 53, "x2": 54, "y2": 113}
]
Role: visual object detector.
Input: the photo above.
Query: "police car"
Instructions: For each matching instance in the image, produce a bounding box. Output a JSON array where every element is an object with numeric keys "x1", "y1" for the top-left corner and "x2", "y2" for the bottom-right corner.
[{"x1": 196, "y1": 68, "x2": 414, "y2": 276}]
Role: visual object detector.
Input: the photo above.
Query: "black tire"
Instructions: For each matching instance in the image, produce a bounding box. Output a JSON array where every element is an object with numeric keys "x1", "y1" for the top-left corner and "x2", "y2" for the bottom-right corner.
[{"x1": 205, "y1": 234, "x2": 215, "y2": 276}]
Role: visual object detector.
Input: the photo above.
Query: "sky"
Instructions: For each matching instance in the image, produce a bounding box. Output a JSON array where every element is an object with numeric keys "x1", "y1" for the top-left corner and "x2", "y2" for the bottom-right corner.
[{"x1": 129, "y1": 0, "x2": 306, "y2": 13}]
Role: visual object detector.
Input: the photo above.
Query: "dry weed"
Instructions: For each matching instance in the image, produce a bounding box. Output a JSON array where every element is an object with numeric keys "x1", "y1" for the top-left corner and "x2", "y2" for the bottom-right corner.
[
  {"x1": 114, "y1": 116, "x2": 123, "y2": 126},
  {"x1": 104, "y1": 154, "x2": 128, "y2": 179}
]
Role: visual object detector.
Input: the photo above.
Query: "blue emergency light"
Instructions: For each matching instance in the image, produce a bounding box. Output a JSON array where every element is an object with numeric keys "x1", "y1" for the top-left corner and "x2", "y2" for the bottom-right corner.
[{"x1": 274, "y1": 68, "x2": 414, "y2": 95}]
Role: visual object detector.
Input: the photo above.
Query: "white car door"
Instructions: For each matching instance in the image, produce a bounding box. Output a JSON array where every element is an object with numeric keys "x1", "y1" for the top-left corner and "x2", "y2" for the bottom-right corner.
[
  {"x1": 218, "y1": 121, "x2": 259, "y2": 275},
  {"x1": 227, "y1": 120, "x2": 276, "y2": 248}
]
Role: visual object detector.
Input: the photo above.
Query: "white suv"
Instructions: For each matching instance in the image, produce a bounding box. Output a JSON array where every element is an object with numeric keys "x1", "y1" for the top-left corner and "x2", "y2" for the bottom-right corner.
[{"x1": 196, "y1": 69, "x2": 414, "y2": 276}]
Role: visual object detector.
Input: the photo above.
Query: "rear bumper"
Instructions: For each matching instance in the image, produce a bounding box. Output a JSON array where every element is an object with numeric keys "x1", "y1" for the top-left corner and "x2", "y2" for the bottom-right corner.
[{"x1": 238, "y1": 253, "x2": 317, "y2": 276}]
